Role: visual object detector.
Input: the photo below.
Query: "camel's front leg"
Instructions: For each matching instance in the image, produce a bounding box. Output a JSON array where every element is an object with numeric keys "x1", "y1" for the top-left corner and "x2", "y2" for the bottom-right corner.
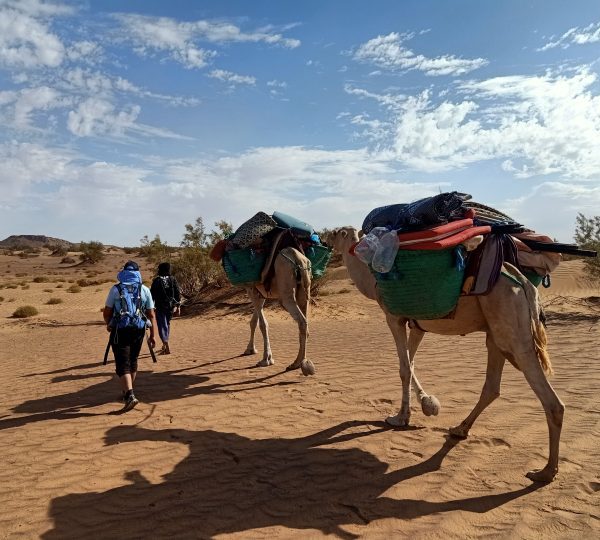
[
  {"x1": 384, "y1": 313, "x2": 412, "y2": 427},
  {"x1": 407, "y1": 327, "x2": 441, "y2": 417},
  {"x1": 449, "y1": 334, "x2": 505, "y2": 438}
]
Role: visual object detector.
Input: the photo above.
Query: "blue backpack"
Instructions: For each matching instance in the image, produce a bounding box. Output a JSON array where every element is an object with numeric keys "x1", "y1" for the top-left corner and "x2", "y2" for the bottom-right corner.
[{"x1": 112, "y1": 270, "x2": 147, "y2": 330}]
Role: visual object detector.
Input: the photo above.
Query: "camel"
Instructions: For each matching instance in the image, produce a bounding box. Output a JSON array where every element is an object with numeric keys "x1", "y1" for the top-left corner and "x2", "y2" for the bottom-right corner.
[
  {"x1": 242, "y1": 246, "x2": 316, "y2": 376},
  {"x1": 328, "y1": 226, "x2": 564, "y2": 483}
]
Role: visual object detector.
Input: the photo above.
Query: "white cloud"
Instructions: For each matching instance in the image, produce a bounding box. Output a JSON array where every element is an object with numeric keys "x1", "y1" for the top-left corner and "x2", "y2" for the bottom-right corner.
[
  {"x1": 0, "y1": 85, "x2": 64, "y2": 129},
  {"x1": 354, "y1": 32, "x2": 488, "y2": 76},
  {"x1": 114, "y1": 14, "x2": 299, "y2": 70},
  {"x1": 66, "y1": 40, "x2": 103, "y2": 64},
  {"x1": 506, "y1": 182, "x2": 600, "y2": 241},
  {"x1": 348, "y1": 68, "x2": 600, "y2": 179},
  {"x1": 208, "y1": 69, "x2": 256, "y2": 86},
  {"x1": 0, "y1": 0, "x2": 70, "y2": 68},
  {"x1": 66, "y1": 97, "x2": 141, "y2": 137},
  {"x1": 539, "y1": 22, "x2": 600, "y2": 51}
]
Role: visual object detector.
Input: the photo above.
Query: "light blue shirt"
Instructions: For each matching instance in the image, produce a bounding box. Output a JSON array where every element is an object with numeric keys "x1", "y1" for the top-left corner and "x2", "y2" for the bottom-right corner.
[{"x1": 105, "y1": 284, "x2": 154, "y2": 312}]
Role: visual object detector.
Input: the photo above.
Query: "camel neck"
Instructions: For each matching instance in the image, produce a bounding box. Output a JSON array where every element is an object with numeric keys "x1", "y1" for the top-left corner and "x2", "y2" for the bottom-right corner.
[{"x1": 342, "y1": 246, "x2": 378, "y2": 302}]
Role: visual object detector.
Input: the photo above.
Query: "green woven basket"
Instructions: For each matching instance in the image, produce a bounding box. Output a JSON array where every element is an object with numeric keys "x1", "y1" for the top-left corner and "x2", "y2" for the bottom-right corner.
[
  {"x1": 373, "y1": 248, "x2": 465, "y2": 319},
  {"x1": 305, "y1": 244, "x2": 332, "y2": 278},
  {"x1": 222, "y1": 248, "x2": 267, "y2": 285}
]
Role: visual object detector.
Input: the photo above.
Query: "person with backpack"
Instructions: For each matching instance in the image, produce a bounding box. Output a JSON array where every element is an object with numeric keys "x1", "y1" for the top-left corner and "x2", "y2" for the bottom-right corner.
[
  {"x1": 150, "y1": 262, "x2": 181, "y2": 355},
  {"x1": 103, "y1": 261, "x2": 157, "y2": 411}
]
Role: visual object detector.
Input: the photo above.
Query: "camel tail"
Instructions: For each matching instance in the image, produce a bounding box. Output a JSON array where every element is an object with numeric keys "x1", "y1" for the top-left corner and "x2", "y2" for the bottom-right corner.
[{"x1": 504, "y1": 263, "x2": 553, "y2": 376}]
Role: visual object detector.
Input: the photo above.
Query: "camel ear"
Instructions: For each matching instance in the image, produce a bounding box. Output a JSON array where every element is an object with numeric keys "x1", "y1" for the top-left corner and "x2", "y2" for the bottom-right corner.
[{"x1": 340, "y1": 230, "x2": 348, "y2": 238}]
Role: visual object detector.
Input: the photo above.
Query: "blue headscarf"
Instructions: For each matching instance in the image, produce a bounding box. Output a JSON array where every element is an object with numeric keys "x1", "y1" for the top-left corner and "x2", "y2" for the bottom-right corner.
[{"x1": 117, "y1": 269, "x2": 142, "y2": 284}]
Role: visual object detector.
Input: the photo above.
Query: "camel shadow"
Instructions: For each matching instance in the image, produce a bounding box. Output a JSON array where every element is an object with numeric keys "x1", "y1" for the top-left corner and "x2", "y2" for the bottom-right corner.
[
  {"x1": 43, "y1": 421, "x2": 543, "y2": 539},
  {"x1": 2, "y1": 359, "x2": 300, "y2": 431}
]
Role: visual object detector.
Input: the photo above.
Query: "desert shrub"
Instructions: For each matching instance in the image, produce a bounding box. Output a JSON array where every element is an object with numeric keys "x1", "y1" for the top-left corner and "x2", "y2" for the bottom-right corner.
[
  {"x1": 123, "y1": 247, "x2": 138, "y2": 255},
  {"x1": 46, "y1": 298, "x2": 63, "y2": 305},
  {"x1": 61, "y1": 256, "x2": 76, "y2": 264},
  {"x1": 5, "y1": 283, "x2": 18, "y2": 289},
  {"x1": 49, "y1": 245, "x2": 68, "y2": 257},
  {"x1": 0, "y1": 296, "x2": 4, "y2": 302},
  {"x1": 67, "y1": 285, "x2": 82, "y2": 293},
  {"x1": 21, "y1": 284, "x2": 30, "y2": 290},
  {"x1": 139, "y1": 234, "x2": 174, "y2": 265},
  {"x1": 12, "y1": 305, "x2": 39, "y2": 318},
  {"x1": 43, "y1": 289, "x2": 53, "y2": 292},
  {"x1": 15, "y1": 273, "x2": 27, "y2": 277},
  {"x1": 574, "y1": 213, "x2": 600, "y2": 281},
  {"x1": 33, "y1": 276, "x2": 50, "y2": 283},
  {"x1": 79, "y1": 241, "x2": 105, "y2": 264},
  {"x1": 170, "y1": 217, "x2": 231, "y2": 298},
  {"x1": 56, "y1": 284, "x2": 64, "y2": 288}
]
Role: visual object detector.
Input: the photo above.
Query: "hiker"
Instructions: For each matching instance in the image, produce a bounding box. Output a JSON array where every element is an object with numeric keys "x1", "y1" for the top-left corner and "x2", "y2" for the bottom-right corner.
[
  {"x1": 103, "y1": 261, "x2": 157, "y2": 411},
  {"x1": 150, "y1": 262, "x2": 181, "y2": 355}
]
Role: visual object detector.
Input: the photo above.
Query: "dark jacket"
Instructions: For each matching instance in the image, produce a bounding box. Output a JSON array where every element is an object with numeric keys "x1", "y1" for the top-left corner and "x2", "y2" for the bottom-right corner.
[{"x1": 150, "y1": 275, "x2": 181, "y2": 311}]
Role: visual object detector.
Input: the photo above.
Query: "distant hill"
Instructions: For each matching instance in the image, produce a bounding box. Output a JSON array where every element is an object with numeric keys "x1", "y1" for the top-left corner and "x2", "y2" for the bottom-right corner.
[{"x1": 0, "y1": 235, "x2": 75, "y2": 250}]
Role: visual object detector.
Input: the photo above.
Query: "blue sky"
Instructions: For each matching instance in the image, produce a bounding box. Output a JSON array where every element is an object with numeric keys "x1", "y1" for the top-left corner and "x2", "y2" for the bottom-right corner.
[{"x1": 1, "y1": 0, "x2": 600, "y2": 245}]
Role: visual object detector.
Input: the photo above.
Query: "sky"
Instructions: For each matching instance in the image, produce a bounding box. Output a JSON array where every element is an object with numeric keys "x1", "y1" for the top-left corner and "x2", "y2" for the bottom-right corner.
[{"x1": 1, "y1": 0, "x2": 600, "y2": 246}]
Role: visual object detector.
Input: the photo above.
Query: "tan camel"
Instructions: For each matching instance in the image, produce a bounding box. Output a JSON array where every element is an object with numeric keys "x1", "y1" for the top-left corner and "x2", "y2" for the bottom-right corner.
[
  {"x1": 243, "y1": 246, "x2": 316, "y2": 376},
  {"x1": 328, "y1": 226, "x2": 564, "y2": 483}
]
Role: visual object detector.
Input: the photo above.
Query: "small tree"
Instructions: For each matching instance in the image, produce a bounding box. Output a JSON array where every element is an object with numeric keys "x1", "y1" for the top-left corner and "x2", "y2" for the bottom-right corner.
[
  {"x1": 574, "y1": 213, "x2": 600, "y2": 281},
  {"x1": 172, "y1": 217, "x2": 229, "y2": 298},
  {"x1": 79, "y1": 241, "x2": 105, "y2": 264},
  {"x1": 139, "y1": 234, "x2": 171, "y2": 266}
]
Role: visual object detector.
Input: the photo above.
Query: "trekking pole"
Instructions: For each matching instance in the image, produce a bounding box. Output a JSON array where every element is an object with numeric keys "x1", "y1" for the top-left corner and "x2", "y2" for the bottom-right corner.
[
  {"x1": 103, "y1": 328, "x2": 115, "y2": 365},
  {"x1": 147, "y1": 330, "x2": 157, "y2": 363}
]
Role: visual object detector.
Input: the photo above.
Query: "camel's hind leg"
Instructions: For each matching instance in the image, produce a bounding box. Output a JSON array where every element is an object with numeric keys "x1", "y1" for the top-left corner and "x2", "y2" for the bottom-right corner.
[
  {"x1": 480, "y1": 279, "x2": 564, "y2": 482},
  {"x1": 245, "y1": 288, "x2": 273, "y2": 366},
  {"x1": 449, "y1": 334, "x2": 505, "y2": 439},
  {"x1": 280, "y1": 293, "x2": 312, "y2": 375}
]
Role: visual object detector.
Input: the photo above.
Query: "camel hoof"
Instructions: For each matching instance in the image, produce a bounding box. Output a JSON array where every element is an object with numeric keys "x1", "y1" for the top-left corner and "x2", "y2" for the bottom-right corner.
[
  {"x1": 526, "y1": 467, "x2": 557, "y2": 483},
  {"x1": 255, "y1": 358, "x2": 274, "y2": 367},
  {"x1": 385, "y1": 414, "x2": 409, "y2": 428},
  {"x1": 421, "y1": 395, "x2": 440, "y2": 417},
  {"x1": 449, "y1": 425, "x2": 469, "y2": 439},
  {"x1": 242, "y1": 348, "x2": 257, "y2": 356},
  {"x1": 300, "y1": 359, "x2": 316, "y2": 376}
]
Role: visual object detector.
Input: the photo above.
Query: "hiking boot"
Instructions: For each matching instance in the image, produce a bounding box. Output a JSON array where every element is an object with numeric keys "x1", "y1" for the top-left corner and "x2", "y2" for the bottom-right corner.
[{"x1": 123, "y1": 392, "x2": 139, "y2": 412}]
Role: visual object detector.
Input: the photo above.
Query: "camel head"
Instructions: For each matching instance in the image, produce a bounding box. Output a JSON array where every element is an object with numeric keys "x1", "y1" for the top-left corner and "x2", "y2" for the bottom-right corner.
[{"x1": 327, "y1": 227, "x2": 360, "y2": 254}]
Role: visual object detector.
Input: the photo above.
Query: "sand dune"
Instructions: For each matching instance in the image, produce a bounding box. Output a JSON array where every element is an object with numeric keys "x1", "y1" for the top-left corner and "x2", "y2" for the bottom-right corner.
[{"x1": 0, "y1": 252, "x2": 599, "y2": 538}]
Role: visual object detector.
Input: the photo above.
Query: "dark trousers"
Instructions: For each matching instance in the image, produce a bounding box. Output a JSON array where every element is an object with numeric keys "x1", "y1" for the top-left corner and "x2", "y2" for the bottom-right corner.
[{"x1": 112, "y1": 327, "x2": 145, "y2": 377}]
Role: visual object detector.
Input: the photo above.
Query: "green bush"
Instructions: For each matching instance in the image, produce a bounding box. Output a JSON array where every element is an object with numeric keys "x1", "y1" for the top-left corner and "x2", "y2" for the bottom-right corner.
[
  {"x1": 79, "y1": 241, "x2": 105, "y2": 264},
  {"x1": 574, "y1": 213, "x2": 600, "y2": 281},
  {"x1": 12, "y1": 305, "x2": 39, "y2": 318},
  {"x1": 46, "y1": 298, "x2": 63, "y2": 305}
]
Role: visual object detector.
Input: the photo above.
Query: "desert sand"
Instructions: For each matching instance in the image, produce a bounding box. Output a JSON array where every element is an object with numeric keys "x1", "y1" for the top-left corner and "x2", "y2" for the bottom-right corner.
[{"x1": 0, "y1": 251, "x2": 599, "y2": 539}]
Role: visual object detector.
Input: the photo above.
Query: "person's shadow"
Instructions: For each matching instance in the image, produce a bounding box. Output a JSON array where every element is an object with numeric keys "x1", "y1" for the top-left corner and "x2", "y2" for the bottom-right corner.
[
  {"x1": 2, "y1": 358, "x2": 300, "y2": 430},
  {"x1": 43, "y1": 421, "x2": 543, "y2": 539}
]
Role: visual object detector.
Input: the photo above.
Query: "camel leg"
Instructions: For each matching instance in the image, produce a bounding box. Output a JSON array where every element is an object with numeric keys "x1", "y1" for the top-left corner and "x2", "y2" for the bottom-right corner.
[
  {"x1": 280, "y1": 293, "x2": 313, "y2": 376},
  {"x1": 480, "y1": 282, "x2": 564, "y2": 482},
  {"x1": 521, "y1": 363, "x2": 564, "y2": 483},
  {"x1": 243, "y1": 309, "x2": 259, "y2": 356},
  {"x1": 247, "y1": 289, "x2": 273, "y2": 367},
  {"x1": 449, "y1": 334, "x2": 505, "y2": 439},
  {"x1": 384, "y1": 313, "x2": 412, "y2": 427},
  {"x1": 408, "y1": 328, "x2": 441, "y2": 417}
]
